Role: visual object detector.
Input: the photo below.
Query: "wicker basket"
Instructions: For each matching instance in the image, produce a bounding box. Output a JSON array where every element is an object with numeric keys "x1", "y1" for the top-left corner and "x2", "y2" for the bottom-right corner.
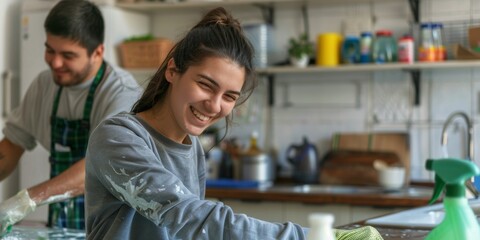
[{"x1": 118, "y1": 38, "x2": 174, "y2": 68}]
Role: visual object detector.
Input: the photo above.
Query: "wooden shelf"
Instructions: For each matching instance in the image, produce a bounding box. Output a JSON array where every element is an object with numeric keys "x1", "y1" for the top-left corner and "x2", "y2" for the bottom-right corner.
[{"x1": 126, "y1": 60, "x2": 480, "y2": 76}]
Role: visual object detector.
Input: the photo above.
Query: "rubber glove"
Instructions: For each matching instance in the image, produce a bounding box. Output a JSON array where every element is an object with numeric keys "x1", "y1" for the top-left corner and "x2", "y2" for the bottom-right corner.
[{"x1": 0, "y1": 189, "x2": 36, "y2": 237}]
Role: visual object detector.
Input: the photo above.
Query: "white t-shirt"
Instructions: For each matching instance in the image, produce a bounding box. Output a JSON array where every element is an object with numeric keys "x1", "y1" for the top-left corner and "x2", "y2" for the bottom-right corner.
[{"x1": 3, "y1": 62, "x2": 142, "y2": 151}]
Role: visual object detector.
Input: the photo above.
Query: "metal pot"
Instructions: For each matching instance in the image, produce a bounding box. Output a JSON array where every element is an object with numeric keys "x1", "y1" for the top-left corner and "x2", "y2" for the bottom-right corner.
[{"x1": 240, "y1": 152, "x2": 275, "y2": 185}]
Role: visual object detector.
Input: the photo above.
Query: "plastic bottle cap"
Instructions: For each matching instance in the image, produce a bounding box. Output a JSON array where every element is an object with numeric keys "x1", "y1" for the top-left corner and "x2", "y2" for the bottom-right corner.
[
  {"x1": 400, "y1": 35, "x2": 413, "y2": 40},
  {"x1": 421, "y1": 22, "x2": 433, "y2": 28},
  {"x1": 361, "y1": 32, "x2": 372, "y2": 37},
  {"x1": 375, "y1": 30, "x2": 392, "y2": 36},
  {"x1": 309, "y1": 213, "x2": 334, "y2": 226}
]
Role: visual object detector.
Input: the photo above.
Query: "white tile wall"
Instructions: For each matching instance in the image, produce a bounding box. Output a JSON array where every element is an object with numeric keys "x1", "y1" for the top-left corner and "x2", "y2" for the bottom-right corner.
[{"x1": 149, "y1": 0, "x2": 480, "y2": 181}]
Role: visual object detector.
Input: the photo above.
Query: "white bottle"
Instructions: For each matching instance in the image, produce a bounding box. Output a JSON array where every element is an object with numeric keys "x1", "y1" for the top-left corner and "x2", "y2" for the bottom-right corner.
[{"x1": 307, "y1": 213, "x2": 335, "y2": 240}]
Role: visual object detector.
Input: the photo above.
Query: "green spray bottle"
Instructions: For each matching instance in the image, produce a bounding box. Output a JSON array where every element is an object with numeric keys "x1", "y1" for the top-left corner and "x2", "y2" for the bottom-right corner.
[{"x1": 425, "y1": 158, "x2": 480, "y2": 240}]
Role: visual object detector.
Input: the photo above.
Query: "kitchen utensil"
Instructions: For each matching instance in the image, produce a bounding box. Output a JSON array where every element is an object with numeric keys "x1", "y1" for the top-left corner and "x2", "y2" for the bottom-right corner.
[
  {"x1": 377, "y1": 166, "x2": 406, "y2": 189},
  {"x1": 239, "y1": 132, "x2": 275, "y2": 185},
  {"x1": 374, "y1": 159, "x2": 406, "y2": 189},
  {"x1": 287, "y1": 137, "x2": 319, "y2": 184},
  {"x1": 331, "y1": 132, "x2": 411, "y2": 184},
  {"x1": 319, "y1": 150, "x2": 402, "y2": 186},
  {"x1": 373, "y1": 159, "x2": 388, "y2": 170}
]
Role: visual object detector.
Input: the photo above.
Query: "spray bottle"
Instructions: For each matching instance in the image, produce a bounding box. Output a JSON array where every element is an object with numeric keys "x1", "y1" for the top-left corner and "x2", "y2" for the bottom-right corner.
[{"x1": 425, "y1": 158, "x2": 480, "y2": 240}]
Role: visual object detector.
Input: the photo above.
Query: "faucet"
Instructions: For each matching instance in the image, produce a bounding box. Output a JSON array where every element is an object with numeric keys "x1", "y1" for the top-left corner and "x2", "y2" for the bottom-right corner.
[{"x1": 441, "y1": 111, "x2": 479, "y2": 199}]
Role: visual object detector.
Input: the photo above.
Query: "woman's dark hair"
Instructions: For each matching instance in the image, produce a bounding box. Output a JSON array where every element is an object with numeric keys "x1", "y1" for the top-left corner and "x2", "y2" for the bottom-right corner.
[
  {"x1": 132, "y1": 7, "x2": 257, "y2": 136},
  {"x1": 44, "y1": 0, "x2": 104, "y2": 56}
]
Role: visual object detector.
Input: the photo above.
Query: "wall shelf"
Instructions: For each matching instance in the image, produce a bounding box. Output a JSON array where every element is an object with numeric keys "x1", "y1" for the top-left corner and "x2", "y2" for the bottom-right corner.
[{"x1": 258, "y1": 60, "x2": 480, "y2": 75}]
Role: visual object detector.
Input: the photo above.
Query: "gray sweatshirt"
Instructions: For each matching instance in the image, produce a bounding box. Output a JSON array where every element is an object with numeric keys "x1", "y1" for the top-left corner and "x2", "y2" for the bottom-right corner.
[{"x1": 85, "y1": 112, "x2": 307, "y2": 239}]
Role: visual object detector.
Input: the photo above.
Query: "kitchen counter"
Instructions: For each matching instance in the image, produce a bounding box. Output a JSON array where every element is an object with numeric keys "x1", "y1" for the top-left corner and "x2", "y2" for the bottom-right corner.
[
  {"x1": 206, "y1": 183, "x2": 436, "y2": 238},
  {"x1": 206, "y1": 183, "x2": 434, "y2": 208}
]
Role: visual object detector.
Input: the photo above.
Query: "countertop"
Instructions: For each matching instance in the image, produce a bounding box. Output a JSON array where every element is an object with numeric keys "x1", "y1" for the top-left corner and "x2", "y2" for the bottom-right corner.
[
  {"x1": 205, "y1": 181, "x2": 436, "y2": 239},
  {"x1": 205, "y1": 181, "x2": 434, "y2": 207}
]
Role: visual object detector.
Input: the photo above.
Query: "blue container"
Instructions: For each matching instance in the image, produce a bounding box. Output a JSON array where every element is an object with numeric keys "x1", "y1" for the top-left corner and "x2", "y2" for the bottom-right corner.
[
  {"x1": 360, "y1": 32, "x2": 373, "y2": 63},
  {"x1": 341, "y1": 36, "x2": 360, "y2": 64}
]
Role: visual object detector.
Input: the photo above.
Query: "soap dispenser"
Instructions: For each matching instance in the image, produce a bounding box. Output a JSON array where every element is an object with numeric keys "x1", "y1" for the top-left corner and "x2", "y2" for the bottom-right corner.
[{"x1": 425, "y1": 158, "x2": 480, "y2": 240}]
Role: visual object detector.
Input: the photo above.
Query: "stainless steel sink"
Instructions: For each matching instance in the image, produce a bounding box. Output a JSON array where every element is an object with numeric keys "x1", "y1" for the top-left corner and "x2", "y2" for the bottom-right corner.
[{"x1": 265, "y1": 184, "x2": 433, "y2": 197}]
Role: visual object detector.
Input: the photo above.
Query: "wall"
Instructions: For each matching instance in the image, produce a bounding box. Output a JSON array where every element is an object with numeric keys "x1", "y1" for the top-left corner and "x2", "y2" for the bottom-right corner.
[{"x1": 151, "y1": 0, "x2": 480, "y2": 181}]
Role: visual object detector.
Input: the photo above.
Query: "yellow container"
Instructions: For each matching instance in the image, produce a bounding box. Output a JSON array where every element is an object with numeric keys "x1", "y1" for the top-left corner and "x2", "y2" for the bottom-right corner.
[{"x1": 317, "y1": 33, "x2": 342, "y2": 66}]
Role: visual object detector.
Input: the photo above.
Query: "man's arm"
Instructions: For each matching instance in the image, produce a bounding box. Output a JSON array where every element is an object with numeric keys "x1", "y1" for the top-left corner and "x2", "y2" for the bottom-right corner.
[
  {"x1": 0, "y1": 138, "x2": 25, "y2": 181},
  {"x1": 28, "y1": 158, "x2": 85, "y2": 205}
]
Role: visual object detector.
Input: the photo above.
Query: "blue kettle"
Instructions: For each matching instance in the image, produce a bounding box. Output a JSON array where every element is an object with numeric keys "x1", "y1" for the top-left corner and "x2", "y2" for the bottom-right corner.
[{"x1": 287, "y1": 137, "x2": 319, "y2": 184}]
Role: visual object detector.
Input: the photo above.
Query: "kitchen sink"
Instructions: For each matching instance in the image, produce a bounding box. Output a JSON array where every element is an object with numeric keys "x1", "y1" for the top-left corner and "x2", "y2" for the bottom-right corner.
[
  {"x1": 366, "y1": 197, "x2": 480, "y2": 228},
  {"x1": 265, "y1": 184, "x2": 433, "y2": 197}
]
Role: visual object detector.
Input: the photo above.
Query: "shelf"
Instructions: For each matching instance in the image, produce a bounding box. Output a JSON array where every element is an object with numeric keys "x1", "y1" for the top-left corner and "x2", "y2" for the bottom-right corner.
[
  {"x1": 258, "y1": 60, "x2": 480, "y2": 75},
  {"x1": 116, "y1": 0, "x2": 400, "y2": 12},
  {"x1": 125, "y1": 60, "x2": 480, "y2": 76}
]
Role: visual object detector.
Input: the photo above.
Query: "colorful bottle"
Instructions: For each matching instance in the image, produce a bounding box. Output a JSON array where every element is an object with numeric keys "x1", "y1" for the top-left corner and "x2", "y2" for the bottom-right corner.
[
  {"x1": 307, "y1": 213, "x2": 335, "y2": 240},
  {"x1": 398, "y1": 35, "x2": 414, "y2": 63},
  {"x1": 425, "y1": 158, "x2": 480, "y2": 240},
  {"x1": 432, "y1": 23, "x2": 446, "y2": 61},
  {"x1": 359, "y1": 32, "x2": 373, "y2": 63},
  {"x1": 419, "y1": 23, "x2": 436, "y2": 62},
  {"x1": 341, "y1": 36, "x2": 360, "y2": 64}
]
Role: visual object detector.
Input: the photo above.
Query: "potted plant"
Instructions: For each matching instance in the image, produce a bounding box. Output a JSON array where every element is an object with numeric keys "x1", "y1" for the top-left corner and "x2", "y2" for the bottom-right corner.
[{"x1": 288, "y1": 33, "x2": 314, "y2": 68}]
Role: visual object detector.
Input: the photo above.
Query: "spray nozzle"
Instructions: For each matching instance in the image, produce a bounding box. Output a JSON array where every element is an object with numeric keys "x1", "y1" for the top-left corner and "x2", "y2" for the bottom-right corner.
[{"x1": 426, "y1": 158, "x2": 480, "y2": 204}]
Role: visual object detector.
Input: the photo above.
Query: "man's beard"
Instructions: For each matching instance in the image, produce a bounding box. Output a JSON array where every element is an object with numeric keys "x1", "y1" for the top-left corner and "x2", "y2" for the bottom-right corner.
[{"x1": 53, "y1": 62, "x2": 93, "y2": 87}]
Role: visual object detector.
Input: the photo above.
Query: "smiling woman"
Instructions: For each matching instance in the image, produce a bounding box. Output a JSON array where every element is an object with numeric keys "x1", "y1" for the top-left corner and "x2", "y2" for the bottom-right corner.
[{"x1": 84, "y1": 6, "x2": 311, "y2": 240}]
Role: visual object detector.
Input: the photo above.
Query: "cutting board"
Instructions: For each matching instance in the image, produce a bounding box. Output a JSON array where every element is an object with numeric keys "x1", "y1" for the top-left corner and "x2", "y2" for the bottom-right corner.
[
  {"x1": 319, "y1": 150, "x2": 403, "y2": 186},
  {"x1": 320, "y1": 132, "x2": 410, "y2": 186}
]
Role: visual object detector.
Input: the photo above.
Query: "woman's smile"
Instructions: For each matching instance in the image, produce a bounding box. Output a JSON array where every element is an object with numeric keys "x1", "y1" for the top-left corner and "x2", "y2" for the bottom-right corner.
[{"x1": 190, "y1": 106, "x2": 212, "y2": 122}]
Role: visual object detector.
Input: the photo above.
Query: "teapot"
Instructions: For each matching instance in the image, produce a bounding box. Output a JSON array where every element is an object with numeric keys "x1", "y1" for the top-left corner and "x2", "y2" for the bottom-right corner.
[{"x1": 287, "y1": 137, "x2": 319, "y2": 184}]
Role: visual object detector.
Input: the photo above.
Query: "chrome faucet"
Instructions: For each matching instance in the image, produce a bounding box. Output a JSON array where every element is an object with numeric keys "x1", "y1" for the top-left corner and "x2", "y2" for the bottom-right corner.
[{"x1": 441, "y1": 111, "x2": 479, "y2": 198}]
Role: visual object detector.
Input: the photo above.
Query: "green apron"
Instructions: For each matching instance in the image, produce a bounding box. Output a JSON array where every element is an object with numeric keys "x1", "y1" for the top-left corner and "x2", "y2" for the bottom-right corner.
[{"x1": 48, "y1": 62, "x2": 107, "y2": 229}]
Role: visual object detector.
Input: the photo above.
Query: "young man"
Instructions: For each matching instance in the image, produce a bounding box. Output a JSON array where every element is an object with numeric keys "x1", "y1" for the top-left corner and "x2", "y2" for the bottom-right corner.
[{"x1": 0, "y1": 0, "x2": 141, "y2": 234}]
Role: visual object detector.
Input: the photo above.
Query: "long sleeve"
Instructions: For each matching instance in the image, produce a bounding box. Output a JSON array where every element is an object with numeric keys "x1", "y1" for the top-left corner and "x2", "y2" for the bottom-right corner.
[{"x1": 85, "y1": 113, "x2": 307, "y2": 240}]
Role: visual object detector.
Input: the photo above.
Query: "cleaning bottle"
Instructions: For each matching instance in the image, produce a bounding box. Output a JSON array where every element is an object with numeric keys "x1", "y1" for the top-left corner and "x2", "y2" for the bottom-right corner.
[{"x1": 425, "y1": 158, "x2": 480, "y2": 240}]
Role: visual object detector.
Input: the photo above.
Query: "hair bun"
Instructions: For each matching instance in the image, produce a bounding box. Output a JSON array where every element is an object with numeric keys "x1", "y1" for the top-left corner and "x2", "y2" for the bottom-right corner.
[{"x1": 193, "y1": 7, "x2": 241, "y2": 32}]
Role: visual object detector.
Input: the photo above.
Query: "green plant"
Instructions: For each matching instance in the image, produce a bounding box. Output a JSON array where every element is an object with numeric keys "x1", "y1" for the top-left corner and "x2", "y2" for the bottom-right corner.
[
  {"x1": 124, "y1": 34, "x2": 155, "y2": 42},
  {"x1": 288, "y1": 33, "x2": 314, "y2": 59}
]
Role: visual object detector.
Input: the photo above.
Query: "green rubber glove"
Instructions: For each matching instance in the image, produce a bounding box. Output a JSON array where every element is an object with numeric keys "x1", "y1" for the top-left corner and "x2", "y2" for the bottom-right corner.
[{"x1": 0, "y1": 189, "x2": 36, "y2": 237}]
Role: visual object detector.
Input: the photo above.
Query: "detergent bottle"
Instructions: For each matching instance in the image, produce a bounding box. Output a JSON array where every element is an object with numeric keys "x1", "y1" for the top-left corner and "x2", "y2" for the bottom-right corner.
[{"x1": 425, "y1": 158, "x2": 480, "y2": 240}]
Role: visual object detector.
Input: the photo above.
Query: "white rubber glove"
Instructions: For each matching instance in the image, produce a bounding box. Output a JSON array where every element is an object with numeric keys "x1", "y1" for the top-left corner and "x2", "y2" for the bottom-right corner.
[{"x1": 0, "y1": 189, "x2": 36, "y2": 237}]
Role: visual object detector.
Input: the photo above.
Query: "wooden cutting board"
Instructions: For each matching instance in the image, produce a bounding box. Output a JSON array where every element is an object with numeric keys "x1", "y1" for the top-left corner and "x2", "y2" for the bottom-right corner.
[
  {"x1": 319, "y1": 150, "x2": 403, "y2": 186},
  {"x1": 328, "y1": 132, "x2": 410, "y2": 184}
]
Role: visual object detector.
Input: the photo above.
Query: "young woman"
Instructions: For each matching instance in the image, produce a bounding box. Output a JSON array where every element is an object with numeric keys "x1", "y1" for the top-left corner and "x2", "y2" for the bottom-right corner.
[{"x1": 85, "y1": 7, "x2": 307, "y2": 239}]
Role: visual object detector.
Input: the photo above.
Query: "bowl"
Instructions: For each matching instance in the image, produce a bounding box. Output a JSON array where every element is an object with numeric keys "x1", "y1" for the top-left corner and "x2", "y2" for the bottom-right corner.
[{"x1": 378, "y1": 166, "x2": 406, "y2": 189}]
